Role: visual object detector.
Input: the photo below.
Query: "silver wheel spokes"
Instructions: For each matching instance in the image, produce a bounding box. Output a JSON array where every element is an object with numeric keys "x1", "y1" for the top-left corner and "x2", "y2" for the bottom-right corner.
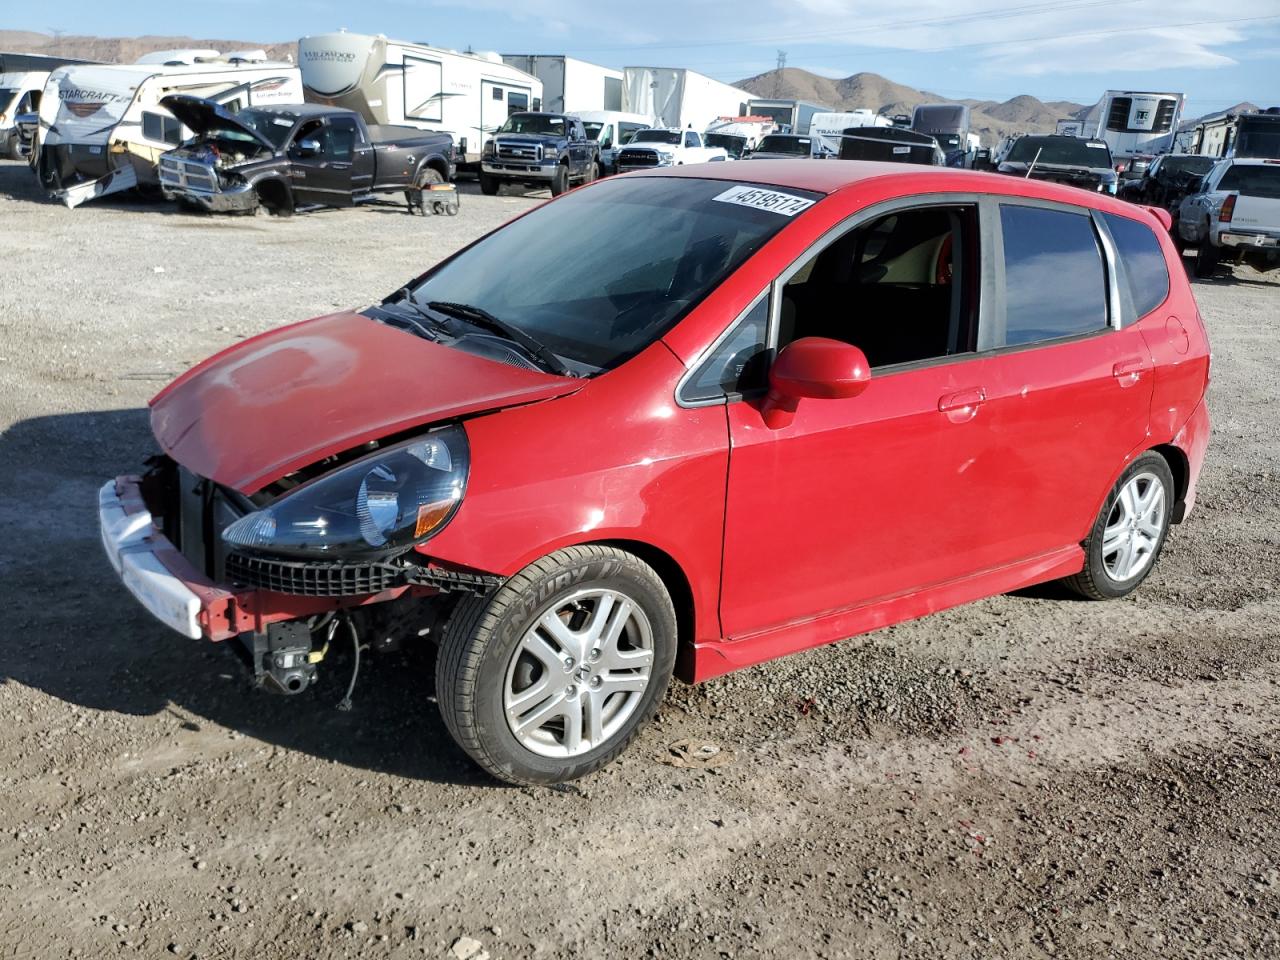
[
  {"x1": 503, "y1": 588, "x2": 654, "y2": 759},
  {"x1": 1102, "y1": 472, "x2": 1166, "y2": 583}
]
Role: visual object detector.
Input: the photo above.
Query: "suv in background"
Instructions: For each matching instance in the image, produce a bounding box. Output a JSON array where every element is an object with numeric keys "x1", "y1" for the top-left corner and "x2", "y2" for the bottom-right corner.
[
  {"x1": 997, "y1": 135, "x2": 1118, "y2": 194},
  {"x1": 480, "y1": 112, "x2": 600, "y2": 196},
  {"x1": 1177, "y1": 158, "x2": 1280, "y2": 277}
]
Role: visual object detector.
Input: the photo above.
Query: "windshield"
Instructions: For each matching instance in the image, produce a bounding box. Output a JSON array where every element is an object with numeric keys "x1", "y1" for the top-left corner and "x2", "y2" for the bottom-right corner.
[
  {"x1": 1007, "y1": 138, "x2": 1112, "y2": 168},
  {"x1": 1160, "y1": 156, "x2": 1215, "y2": 178},
  {"x1": 913, "y1": 106, "x2": 967, "y2": 135},
  {"x1": 632, "y1": 130, "x2": 680, "y2": 145},
  {"x1": 1218, "y1": 164, "x2": 1280, "y2": 199},
  {"x1": 756, "y1": 135, "x2": 810, "y2": 155},
  {"x1": 407, "y1": 177, "x2": 821, "y2": 372},
  {"x1": 229, "y1": 109, "x2": 298, "y2": 148},
  {"x1": 498, "y1": 113, "x2": 567, "y2": 136},
  {"x1": 582, "y1": 121, "x2": 604, "y2": 141},
  {"x1": 705, "y1": 134, "x2": 746, "y2": 158}
]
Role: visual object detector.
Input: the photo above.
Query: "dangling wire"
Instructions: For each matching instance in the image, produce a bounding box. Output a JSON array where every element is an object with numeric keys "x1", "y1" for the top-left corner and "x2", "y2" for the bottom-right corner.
[{"x1": 334, "y1": 612, "x2": 362, "y2": 712}]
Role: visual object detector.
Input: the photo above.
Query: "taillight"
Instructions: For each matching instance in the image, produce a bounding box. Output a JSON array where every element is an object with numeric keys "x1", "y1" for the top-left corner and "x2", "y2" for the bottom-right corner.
[{"x1": 1220, "y1": 193, "x2": 1236, "y2": 224}]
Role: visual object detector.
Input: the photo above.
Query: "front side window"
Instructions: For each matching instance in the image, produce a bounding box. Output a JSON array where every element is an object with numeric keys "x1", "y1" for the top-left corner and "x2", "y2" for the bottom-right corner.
[
  {"x1": 778, "y1": 204, "x2": 979, "y2": 368},
  {"x1": 1000, "y1": 205, "x2": 1107, "y2": 346},
  {"x1": 680, "y1": 295, "x2": 770, "y2": 404},
  {"x1": 328, "y1": 117, "x2": 361, "y2": 160},
  {"x1": 1102, "y1": 212, "x2": 1169, "y2": 319},
  {"x1": 407, "y1": 177, "x2": 821, "y2": 373},
  {"x1": 684, "y1": 132, "x2": 699, "y2": 148}
]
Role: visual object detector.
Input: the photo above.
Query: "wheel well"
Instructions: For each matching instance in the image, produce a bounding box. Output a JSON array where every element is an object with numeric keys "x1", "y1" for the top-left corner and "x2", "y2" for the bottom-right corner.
[
  {"x1": 425, "y1": 158, "x2": 449, "y2": 182},
  {"x1": 1151, "y1": 443, "x2": 1190, "y2": 523},
  {"x1": 255, "y1": 178, "x2": 290, "y2": 211},
  {"x1": 596, "y1": 539, "x2": 697, "y2": 683}
]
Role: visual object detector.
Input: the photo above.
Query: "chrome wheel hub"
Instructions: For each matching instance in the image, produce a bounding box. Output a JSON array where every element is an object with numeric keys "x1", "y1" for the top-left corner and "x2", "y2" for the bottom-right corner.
[
  {"x1": 1102, "y1": 471, "x2": 1166, "y2": 583},
  {"x1": 503, "y1": 588, "x2": 654, "y2": 758}
]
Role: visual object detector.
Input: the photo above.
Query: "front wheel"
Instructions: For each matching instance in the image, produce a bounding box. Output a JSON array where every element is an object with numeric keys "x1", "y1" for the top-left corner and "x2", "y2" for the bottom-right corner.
[
  {"x1": 435, "y1": 545, "x2": 677, "y2": 785},
  {"x1": 479, "y1": 173, "x2": 500, "y2": 196},
  {"x1": 1062, "y1": 452, "x2": 1174, "y2": 600}
]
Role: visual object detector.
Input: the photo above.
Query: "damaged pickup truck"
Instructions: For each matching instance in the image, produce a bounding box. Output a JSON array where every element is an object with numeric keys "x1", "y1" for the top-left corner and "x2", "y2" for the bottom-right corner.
[{"x1": 158, "y1": 96, "x2": 458, "y2": 216}]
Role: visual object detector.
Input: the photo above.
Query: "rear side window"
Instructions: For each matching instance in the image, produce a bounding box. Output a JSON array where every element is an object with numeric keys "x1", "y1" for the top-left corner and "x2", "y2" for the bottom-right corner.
[
  {"x1": 1000, "y1": 205, "x2": 1107, "y2": 346},
  {"x1": 1102, "y1": 213, "x2": 1169, "y2": 319}
]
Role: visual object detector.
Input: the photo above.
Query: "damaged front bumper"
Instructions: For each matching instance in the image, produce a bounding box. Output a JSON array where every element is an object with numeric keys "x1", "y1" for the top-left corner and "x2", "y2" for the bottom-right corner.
[{"x1": 161, "y1": 181, "x2": 259, "y2": 213}]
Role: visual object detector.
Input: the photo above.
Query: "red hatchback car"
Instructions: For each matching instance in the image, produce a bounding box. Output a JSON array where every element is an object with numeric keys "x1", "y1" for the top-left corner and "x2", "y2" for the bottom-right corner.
[{"x1": 99, "y1": 162, "x2": 1210, "y2": 784}]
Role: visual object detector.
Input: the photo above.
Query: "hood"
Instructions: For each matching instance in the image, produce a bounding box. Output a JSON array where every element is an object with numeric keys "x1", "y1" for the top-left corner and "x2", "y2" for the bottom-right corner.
[
  {"x1": 495, "y1": 132, "x2": 565, "y2": 145},
  {"x1": 160, "y1": 94, "x2": 276, "y2": 150},
  {"x1": 150, "y1": 311, "x2": 582, "y2": 494}
]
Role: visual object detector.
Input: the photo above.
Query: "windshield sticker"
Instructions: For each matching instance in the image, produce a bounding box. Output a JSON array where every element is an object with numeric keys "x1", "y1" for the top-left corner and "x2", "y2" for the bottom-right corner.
[
  {"x1": 272, "y1": 118, "x2": 293, "y2": 126},
  {"x1": 713, "y1": 185, "x2": 814, "y2": 217}
]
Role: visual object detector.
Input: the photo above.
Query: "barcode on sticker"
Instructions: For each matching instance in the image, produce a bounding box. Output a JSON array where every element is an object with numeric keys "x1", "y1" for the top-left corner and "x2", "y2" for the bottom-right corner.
[{"x1": 712, "y1": 185, "x2": 815, "y2": 217}]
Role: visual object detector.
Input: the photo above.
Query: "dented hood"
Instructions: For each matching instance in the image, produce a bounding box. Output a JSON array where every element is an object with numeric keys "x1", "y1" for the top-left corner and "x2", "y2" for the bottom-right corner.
[{"x1": 150, "y1": 311, "x2": 581, "y2": 493}]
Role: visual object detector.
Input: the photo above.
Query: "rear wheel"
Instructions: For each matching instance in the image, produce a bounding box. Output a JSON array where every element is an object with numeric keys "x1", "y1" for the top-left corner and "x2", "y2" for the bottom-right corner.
[
  {"x1": 436, "y1": 545, "x2": 677, "y2": 785},
  {"x1": 549, "y1": 163, "x2": 570, "y2": 197},
  {"x1": 584, "y1": 159, "x2": 599, "y2": 184},
  {"x1": 1062, "y1": 452, "x2": 1174, "y2": 600},
  {"x1": 479, "y1": 173, "x2": 500, "y2": 196},
  {"x1": 1193, "y1": 242, "x2": 1219, "y2": 278}
]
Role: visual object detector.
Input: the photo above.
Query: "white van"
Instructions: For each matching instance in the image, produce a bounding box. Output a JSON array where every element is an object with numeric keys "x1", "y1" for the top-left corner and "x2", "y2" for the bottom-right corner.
[
  {"x1": 574, "y1": 109, "x2": 654, "y2": 174},
  {"x1": 33, "y1": 52, "x2": 303, "y2": 207}
]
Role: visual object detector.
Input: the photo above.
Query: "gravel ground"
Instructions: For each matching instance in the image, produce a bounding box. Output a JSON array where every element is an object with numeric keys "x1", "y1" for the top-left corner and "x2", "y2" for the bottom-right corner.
[{"x1": 2, "y1": 157, "x2": 1279, "y2": 960}]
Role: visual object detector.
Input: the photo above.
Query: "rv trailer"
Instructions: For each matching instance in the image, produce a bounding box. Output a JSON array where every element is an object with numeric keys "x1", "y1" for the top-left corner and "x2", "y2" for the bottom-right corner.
[
  {"x1": 1191, "y1": 109, "x2": 1280, "y2": 160},
  {"x1": 1081, "y1": 90, "x2": 1184, "y2": 162},
  {"x1": 809, "y1": 110, "x2": 891, "y2": 155},
  {"x1": 32, "y1": 52, "x2": 302, "y2": 208},
  {"x1": 501, "y1": 55, "x2": 622, "y2": 114},
  {"x1": 744, "y1": 98, "x2": 830, "y2": 135},
  {"x1": 299, "y1": 32, "x2": 541, "y2": 168},
  {"x1": 0, "y1": 53, "x2": 98, "y2": 157},
  {"x1": 622, "y1": 67, "x2": 749, "y2": 132}
]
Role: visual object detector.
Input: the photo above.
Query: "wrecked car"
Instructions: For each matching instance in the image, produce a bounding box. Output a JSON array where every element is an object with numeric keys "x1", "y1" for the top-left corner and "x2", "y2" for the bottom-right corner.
[
  {"x1": 997, "y1": 134, "x2": 1118, "y2": 194},
  {"x1": 158, "y1": 96, "x2": 458, "y2": 216},
  {"x1": 101, "y1": 161, "x2": 1209, "y2": 785}
]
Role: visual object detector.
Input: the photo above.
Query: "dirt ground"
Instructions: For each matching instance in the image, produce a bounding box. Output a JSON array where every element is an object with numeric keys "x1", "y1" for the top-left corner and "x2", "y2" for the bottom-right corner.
[{"x1": 2, "y1": 157, "x2": 1279, "y2": 960}]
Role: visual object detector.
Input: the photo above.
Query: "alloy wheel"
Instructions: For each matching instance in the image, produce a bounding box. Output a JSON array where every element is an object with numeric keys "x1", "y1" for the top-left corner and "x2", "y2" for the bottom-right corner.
[{"x1": 1102, "y1": 471, "x2": 1166, "y2": 582}]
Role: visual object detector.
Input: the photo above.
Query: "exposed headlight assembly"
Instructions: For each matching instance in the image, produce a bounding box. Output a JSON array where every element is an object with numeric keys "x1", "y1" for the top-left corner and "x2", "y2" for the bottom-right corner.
[{"x1": 222, "y1": 428, "x2": 469, "y2": 561}]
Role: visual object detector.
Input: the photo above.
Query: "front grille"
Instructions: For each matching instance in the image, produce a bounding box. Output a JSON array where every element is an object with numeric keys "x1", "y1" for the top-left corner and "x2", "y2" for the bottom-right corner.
[
  {"x1": 618, "y1": 149, "x2": 659, "y2": 168},
  {"x1": 159, "y1": 156, "x2": 218, "y2": 193},
  {"x1": 226, "y1": 553, "x2": 409, "y2": 597},
  {"x1": 496, "y1": 141, "x2": 538, "y2": 161}
]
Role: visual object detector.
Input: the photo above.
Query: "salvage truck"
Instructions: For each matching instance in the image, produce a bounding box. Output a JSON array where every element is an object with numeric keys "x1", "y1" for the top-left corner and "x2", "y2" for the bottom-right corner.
[
  {"x1": 479, "y1": 111, "x2": 600, "y2": 195},
  {"x1": 157, "y1": 97, "x2": 457, "y2": 216}
]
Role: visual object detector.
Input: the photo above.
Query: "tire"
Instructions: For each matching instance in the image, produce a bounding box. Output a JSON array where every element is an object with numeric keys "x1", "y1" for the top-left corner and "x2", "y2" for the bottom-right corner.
[
  {"x1": 549, "y1": 163, "x2": 569, "y2": 197},
  {"x1": 407, "y1": 166, "x2": 444, "y2": 213},
  {"x1": 1062, "y1": 452, "x2": 1175, "y2": 601},
  {"x1": 436, "y1": 545, "x2": 677, "y2": 785},
  {"x1": 479, "y1": 173, "x2": 500, "y2": 196},
  {"x1": 584, "y1": 159, "x2": 599, "y2": 184},
  {"x1": 1194, "y1": 242, "x2": 1219, "y2": 278}
]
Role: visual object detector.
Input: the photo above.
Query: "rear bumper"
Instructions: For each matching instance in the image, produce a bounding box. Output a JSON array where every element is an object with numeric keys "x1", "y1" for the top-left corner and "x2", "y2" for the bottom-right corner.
[
  {"x1": 1219, "y1": 230, "x2": 1280, "y2": 249},
  {"x1": 1172, "y1": 397, "x2": 1210, "y2": 523}
]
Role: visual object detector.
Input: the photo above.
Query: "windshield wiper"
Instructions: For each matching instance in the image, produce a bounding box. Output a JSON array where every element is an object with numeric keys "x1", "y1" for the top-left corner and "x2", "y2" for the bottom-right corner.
[
  {"x1": 374, "y1": 294, "x2": 450, "y2": 343},
  {"x1": 425, "y1": 301, "x2": 573, "y2": 377}
]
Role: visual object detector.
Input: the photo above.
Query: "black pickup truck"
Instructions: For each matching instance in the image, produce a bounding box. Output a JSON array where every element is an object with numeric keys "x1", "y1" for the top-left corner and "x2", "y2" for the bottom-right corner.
[
  {"x1": 479, "y1": 112, "x2": 599, "y2": 196},
  {"x1": 157, "y1": 96, "x2": 458, "y2": 216}
]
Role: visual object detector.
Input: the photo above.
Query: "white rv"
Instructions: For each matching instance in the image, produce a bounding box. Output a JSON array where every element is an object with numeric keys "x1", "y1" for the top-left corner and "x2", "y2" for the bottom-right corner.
[
  {"x1": 32, "y1": 52, "x2": 302, "y2": 207},
  {"x1": 501, "y1": 55, "x2": 622, "y2": 115},
  {"x1": 1081, "y1": 90, "x2": 1184, "y2": 161},
  {"x1": 299, "y1": 32, "x2": 541, "y2": 167},
  {"x1": 622, "y1": 67, "x2": 749, "y2": 133},
  {"x1": 809, "y1": 110, "x2": 892, "y2": 155},
  {"x1": 0, "y1": 53, "x2": 98, "y2": 157}
]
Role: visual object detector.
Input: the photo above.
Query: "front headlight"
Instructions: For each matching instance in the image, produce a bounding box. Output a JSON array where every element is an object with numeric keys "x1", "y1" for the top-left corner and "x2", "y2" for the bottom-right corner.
[
  {"x1": 657, "y1": 150, "x2": 675, "y2": 162},
  {"x1": 482, "y1": 139, "x2": 495, "y2": 158},
  {"x1": 222, "y1": 428, "x2": 469, "y2": 560}
]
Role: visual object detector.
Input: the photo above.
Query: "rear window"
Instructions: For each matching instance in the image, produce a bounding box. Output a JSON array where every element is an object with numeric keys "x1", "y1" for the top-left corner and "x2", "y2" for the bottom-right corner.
[
  {"x1": 1102, "y1": 213, "x2": 1169, "y2": 320},
  {"x1": 1000, "y1": 205, "x2": 1108, "y2": 346},
  {"x1": 1218, "y1": 164, "x2": 1280, "y2": 199}
]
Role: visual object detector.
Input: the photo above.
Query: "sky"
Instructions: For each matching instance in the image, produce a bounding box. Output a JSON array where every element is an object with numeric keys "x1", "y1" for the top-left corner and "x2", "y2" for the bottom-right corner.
[{"x1": 11, "y1": 0, "x2": 1280, "y2": 114}]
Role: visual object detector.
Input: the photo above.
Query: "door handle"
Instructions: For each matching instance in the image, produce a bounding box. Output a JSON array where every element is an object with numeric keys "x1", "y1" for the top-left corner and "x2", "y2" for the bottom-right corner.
[
  {"x1": 1112, "y1": 358, "x2": 1147, "y2": 387},
  {"x1": 938, "y1": 388, "x2": 986, "y2": 423}
]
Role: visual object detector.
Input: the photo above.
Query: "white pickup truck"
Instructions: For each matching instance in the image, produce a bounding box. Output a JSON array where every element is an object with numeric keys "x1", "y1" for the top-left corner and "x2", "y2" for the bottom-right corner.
[
  {"x1": 615, "y1": 129, "x2": 727, "y2": 172},
  {"x1": 1177, "y1": 158, "x2": 1280, "y2": 277}
]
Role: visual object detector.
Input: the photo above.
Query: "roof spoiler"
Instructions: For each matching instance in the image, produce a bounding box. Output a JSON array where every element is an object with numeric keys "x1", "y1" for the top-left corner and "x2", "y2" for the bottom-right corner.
[{"x1": 1142, "y1": 206, "x2": 1173, "y2": 232}]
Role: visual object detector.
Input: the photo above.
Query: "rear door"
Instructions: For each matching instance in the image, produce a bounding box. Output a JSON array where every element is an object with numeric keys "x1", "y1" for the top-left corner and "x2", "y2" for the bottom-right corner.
[{"x1": 978, "y1": 200, "x2": 1155, "y2": 561}]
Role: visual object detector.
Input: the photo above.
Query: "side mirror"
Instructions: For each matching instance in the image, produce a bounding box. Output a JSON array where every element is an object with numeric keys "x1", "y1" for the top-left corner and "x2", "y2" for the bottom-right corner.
[
  {"x1": 295, "y1": 138, "x2": 321, "y2": 158},
  {"x1": 762, "y1": 337, "x2": 870, "y2": 428}
]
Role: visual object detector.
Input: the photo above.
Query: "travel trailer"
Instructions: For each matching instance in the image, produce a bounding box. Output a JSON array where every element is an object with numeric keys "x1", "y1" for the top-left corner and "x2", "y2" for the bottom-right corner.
[
  {"x1": 809, "y1": 110, "x2": 892, "y2": 154},
  {"x1": 0, "y1": 53, "x2": 97, "y2": 157},
  {"x1": 744, "y1": 98, "x2": 830, "y2": 135},
  {"x1": 1191, "y1": 109, "x2": 1280, "y2": 160},
  {"x1": 32, "y1": 52, "x2": 302, "y2": 207},
  {"x1": 622, "y1": 67, "x2": 748, "y2": 132},
  {"x1": 501, "y1": 55, "x2": 622, "y2": 114},
  {"x1": 299, "y1": 32, "x2": 542, "y2": 168},
  {"x1": 1080, "y1": 90, "x2": 1184, "y2": 161}
]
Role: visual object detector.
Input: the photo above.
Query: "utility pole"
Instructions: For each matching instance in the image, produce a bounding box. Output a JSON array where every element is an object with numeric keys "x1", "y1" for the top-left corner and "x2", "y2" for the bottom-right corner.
[{"x1": 774, "y1": 50, "x2": 786, "y2": 97}]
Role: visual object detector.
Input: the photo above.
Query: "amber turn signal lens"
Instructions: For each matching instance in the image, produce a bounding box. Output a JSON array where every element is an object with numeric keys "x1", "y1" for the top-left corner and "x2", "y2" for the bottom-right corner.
[{"x1": 414, "y1": 499, "x2": 456, "y2": 538}]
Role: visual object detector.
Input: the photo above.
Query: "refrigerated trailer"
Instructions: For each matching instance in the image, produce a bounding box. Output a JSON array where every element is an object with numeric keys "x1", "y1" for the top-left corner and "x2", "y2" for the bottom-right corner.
[
  {"x1": 299, "y1": 32, "x2": 542, "y2": 168},
  {"x1": 501, "y1": 55, "x2": 622, "y2": 114},
  {"x1": 622, "y1": 67, "x2": 749, "y2": 132},
  {"x1": 1081, "y1": 90, "x2": 1184, "y2": 161}
]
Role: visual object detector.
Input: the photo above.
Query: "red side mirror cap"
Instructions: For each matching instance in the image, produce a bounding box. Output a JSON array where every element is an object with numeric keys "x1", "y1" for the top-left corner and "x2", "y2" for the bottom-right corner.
[{"x1": 763, "y1": 337, "x2": 871, "y2": 427}]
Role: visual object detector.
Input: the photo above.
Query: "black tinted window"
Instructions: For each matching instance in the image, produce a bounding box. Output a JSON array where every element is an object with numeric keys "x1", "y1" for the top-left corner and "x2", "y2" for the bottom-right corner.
[
  {"x1": 1102, "y1": 213, "x2": 1169, "y2": 319},
  {"x1": 681, "y1": 296, "x2": 770, "y2": 403},
  {"x1": 1000, "y1": 205, "x2": 1107, "y2": 346}
]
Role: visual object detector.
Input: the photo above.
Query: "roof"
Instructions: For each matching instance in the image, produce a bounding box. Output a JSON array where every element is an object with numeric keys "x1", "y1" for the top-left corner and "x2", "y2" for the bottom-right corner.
[{"x1": 628, "y1": 159, "x2": 1152, "y2": 215}]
